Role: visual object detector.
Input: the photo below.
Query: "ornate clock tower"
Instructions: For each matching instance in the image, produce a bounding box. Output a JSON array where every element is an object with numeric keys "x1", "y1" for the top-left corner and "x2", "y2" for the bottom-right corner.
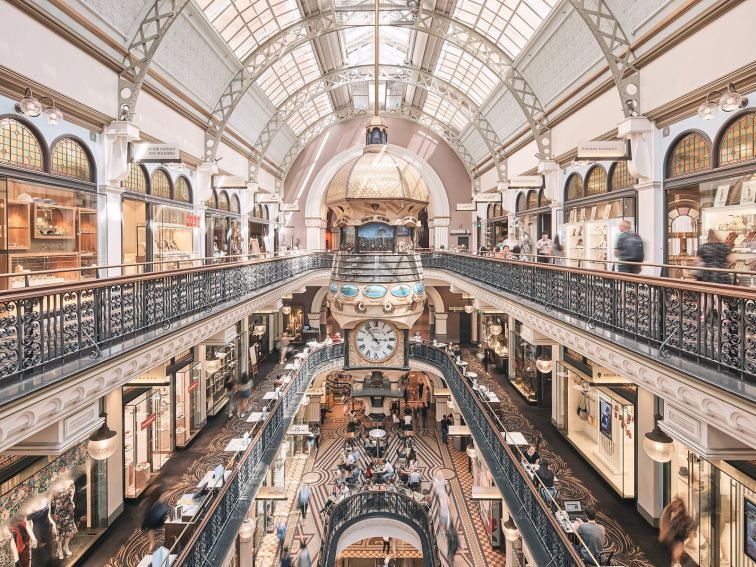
[{"x1": 325, "y1": 118, "x2": 428, "y2": 413}]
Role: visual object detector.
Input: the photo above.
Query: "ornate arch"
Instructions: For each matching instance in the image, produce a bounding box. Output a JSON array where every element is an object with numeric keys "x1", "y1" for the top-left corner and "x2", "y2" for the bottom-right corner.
[
  {"x1": 665, "y1": 130, "x2": 712, "y2": 179},
  {"x1": 0, "y1": 115, "x2": 46, "y2": 172},
  {"x1": 49, "y1": 135, "x2": 95, "y2": 182}
]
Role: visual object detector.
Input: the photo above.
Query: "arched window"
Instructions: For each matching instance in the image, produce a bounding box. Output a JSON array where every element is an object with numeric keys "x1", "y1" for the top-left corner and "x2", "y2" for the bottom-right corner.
[
  {"x1": 0, "y1": 117, "x2": 43, "y2": 171},
  {"x1": 174, "y1": 176, "x2": 192, "y2": 203},
  {"x1": 538, "y1": 189, "x2": 551, "y2": 207},
  {"x1": 526, "y1": 190, "x2": 538, "y2": 210},
  {"x1": 718, "y1": 112, "x2": 755, "y2": 166},
  {"x1": 609, "y1": 161, "x2": 636, "y2": 191},
  {"x1": 151, "y1": 169, "x2": 172, "y2": 199},
  {"x1": 565, "y1": 174, "x2": 583, "y2": 201},
  {"x1": 206, "y1": 189, "x2": 218, "y2": 209},
  {"x1": 516, "y1": 192, "x2": 526, "y2": 212},
  {"x1": 122, "y1": 163, "x2": 148, "y2": 193},
  {"x1": 230, "y1": 194, "x2": 241, "y2": 214},
  {"x1": 667, "y1": 132, "x2": 711, "y2": 177},
  {"x1": 50, "y1": 137, "x2": 92, "y2": 181},
  {"x1": 585, "y1": 166, "x2": 608, "y2": 196},
  {"x1": 218, "y1": 191, "x2": 230, "y2": 211}
]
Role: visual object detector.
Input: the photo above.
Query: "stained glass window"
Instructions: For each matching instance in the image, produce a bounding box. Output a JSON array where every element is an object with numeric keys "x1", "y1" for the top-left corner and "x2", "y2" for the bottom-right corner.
[
  {"x1": 526, "y1": 190, "x2": 538, "y2": 209},
  {"x1": 0, "y1": 118, "x2": 43, "y2": 171},
  {"x1": 218, "y1": 191, "x2": 230, "y2": 211},
  {"x1": 174, "y1": 176, "x2": 192, "y2": 203},
  {"x1": 123, "y1": 163, "x2": 148, "y2": 193},
  {"x1": 151, "y1": 169, "x2": 172, "y2": 199},
  {"x1": 719, "y1": 112, "x2": 755, "y2": 166},
  {"x1": 206, "y1": 189, "x2": 218, "y2": 209},
  {"x1": 538, "y1": 189, "x2": 551, "y2": 207},
  {"x1": 231, "y1": 194, "x2": 241, "y2": 214},
  {"x1": 585, "y1": 166, "x2": 607, "y2": 196},
  {"x1": 516, "y1": 192, "x2": 526, "y2": 212},
  {"x1": 667, "y1": 132, "x2": 711, "y2": 177},
  {"x1": 610, "y1": 161, "x2": 636, "y2": 191},
  {"x1": 50, "y1": 138, "x2": 92, "y2": 181},
  {"x1": 565, "y1": 174, "x2": 583, "y2": 201}
]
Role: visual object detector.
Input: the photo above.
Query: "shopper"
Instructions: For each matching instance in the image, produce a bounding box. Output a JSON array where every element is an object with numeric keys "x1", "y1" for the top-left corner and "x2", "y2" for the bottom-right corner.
[
  {"x1": 298, "y1": 483, "x2": 311, "y2": 519},
  {"x1": 382, "y1": 536, "x2": 391, "y2": 554},
  {"x1": 296, "y1": 540, "x2": 311, "y2": 567},
  {"x1": 224, "y1": 375, "x2": 237, "y2": 418},
  {"x1": 421, "y1": 403, "x2": 428, "y2": 431},
  {"x1": 615, "y1": 219, "x2": 644, "y2": 273},
  {"x1": 534, "y1": 458, "x2": 557, "y2": 502},
  {"x1": 440, "y1": 414, "x2": 449, "y2": 445},
  {"x1": 696, "y1": 229, "x2": 736, "y2": 284},
  {"x1": 536, "y1": 232, "x2": 553, "y2": 263},
  {"x1": 140, "y1": 483, "x2": 169, "y2": 553},
  {"x1": 573, "y1": 503, "x2": 606, "y2": 562},
  {"x1": 403, "y1": 385, "x2": 410, "y2": 407},
  {"x1": 278, "y1": 332, "x2": 291, "y2": 365},
  {"x1": 279, "y1": 545, "x2": 292, "y2": 567},
  {"x1": 552, "y1": 235, "x2": 565, "y2": 265},
  {"x1": 276, "y1": 519, "x2": 287, "y2": 556},
  {"x1": 235, "y1": 372, "x2": 252, "y2": 416},
  {"x1": 659, "y1": 498, "x2": 698, "y2": 567}
]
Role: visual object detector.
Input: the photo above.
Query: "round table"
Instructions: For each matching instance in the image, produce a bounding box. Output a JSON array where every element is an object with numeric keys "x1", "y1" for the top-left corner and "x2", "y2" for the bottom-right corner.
[
  {"x1": 369, "y1": 428, "x2": 386, "y2": 459},
  {"x1": 466, "y1": 371, "x2": 478, "y2": 379}
]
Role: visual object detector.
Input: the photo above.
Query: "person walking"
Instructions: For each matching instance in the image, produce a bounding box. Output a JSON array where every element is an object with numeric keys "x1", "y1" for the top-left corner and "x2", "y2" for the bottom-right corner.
[
  {"x1": 440, "y1": 414, "x2": 449, "y2": 445},
  {"x1": 276, "y1": 518, "x2": 287, "y2": 556},
  {"x1": 403, "y1": 385, "x2": 410, "y2": 408},
  {"x1": 279, "y1": 546, "x2": 292, "y2": 567},
  {"x1": 140, "y1": 483, "x2": 168, "y2": 553},
  {"x1": 382, "y1": 536, "x2": 391, "y2": 554},
  {"x1": 659, "y1": 498, "x2": 698, "y2": 567},
  {"x1": 552, "y1": 235, "x2": 565, "y2": 265},
  {"x1": 535, "y1": 232, "x2": 554, "y2": 263},
  {"x1": 296, "y1": 540, "x2": 311, "y2": 567},
  {"x1": 421, "y1": 403, "x2": 428, "y2": 431},
  {"x1": 298, "y1": 483, "x2": 311, "y2": 519},
  {"x1": 696, "y1": 229, "x2": 736, "y2": 284},
  {"x1": 614, "y1": 220, "x2": 644, "y2": 273},
  {"x1": 278, "y1": 332, "x2": 291, "y2": 365},
  {"x1": 418, "y1": 382, "x2": 424, "y2": 400},
  {"x1": 224, "y1": 374, "x2": 237, "y2": 418}
]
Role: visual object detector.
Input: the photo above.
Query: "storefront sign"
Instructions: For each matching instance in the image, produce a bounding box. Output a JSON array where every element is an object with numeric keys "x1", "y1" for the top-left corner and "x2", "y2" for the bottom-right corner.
[
  {"x1": 474, "y1": 192, "x2": 502, "y2": 203},
  {"x1": 188, "y1": 380, "x2": 199, "y2": 393},
  {"x1": 508, "y1": 175, "x2": 544, "y2": 188},
  {"x1": 141, "y1": 413, "x2": 157, "y2": 430},
  {"x1": 129, "y1": 143, "x2": 180, "y2": 163},
  {"x1": 212, "y1": 175, "x2": 248, "y2": 189},
  {"x1": 456, "y1": 203, "x2": 476, "y2": 211},
  {"x1": 280, "y1": 202, "x2": 300, "y2": 212},
  {"x1": 576, "y1": 140, "x2": 631, "y2": 160},
  {"x1": 288, "y1": 424, "x2": 310, "y2": 435},
  {"x1": 256, "y1": 192, "x2": 281, "y2": 204},
  {"x1": 185, "y1": 214, "x2": 201, "y2": 228}
]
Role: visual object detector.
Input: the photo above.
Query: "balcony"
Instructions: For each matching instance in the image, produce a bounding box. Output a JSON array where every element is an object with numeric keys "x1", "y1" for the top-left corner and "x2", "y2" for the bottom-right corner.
[{"x1": 331, "y1": 252, "x2": 423, "y2": 283}]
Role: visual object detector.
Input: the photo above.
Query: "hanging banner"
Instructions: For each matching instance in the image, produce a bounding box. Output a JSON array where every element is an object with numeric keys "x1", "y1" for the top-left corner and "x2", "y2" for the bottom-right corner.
[
  {"x1": 456, "y1": 203, "x2": 476, "y2": 211},
  {"x1": 576, "y1": 140, "x2": 631, "y2": 160},
  {"x1": 508, "y1": 175, "x2": 544, "y2": 188},
  {"x1": 129, "y1": 142, "x2": 180, "y2": 163}
]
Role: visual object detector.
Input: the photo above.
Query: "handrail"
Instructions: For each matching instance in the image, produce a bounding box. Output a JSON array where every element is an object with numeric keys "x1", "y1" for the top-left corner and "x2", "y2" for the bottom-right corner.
[
  {"x1": 410, "y1": 343, "x2": 596, "y2": 567},
  {"x1": 171, "y1": 343, "x2": 344, "y2": 567},
  {"x1": 317, "y1": 488, "x2": 440, "y2": 567},
  {"x1": 0, "y1": 253, "x2": 334, "y2": 391},
  {"x1": 421, "y1": 252, "x2": 756, "y2": 386}
]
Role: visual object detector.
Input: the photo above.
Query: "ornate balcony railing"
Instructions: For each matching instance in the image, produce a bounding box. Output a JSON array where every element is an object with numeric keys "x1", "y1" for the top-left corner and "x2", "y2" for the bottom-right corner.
[
  {"x1": 421, "y1": 252, "x2": 756, "y2": 387},
  {"x1": 173, "y1": 343, "x2": 344, "y2": 567},
  {"x1": 0, "y1": 253, "x2": 333, "y2": 393},
  {"x1": 410, "y1": 342, "x2": 593, "y2": 567},
  {"x1": 317, "y1": 489, "x2": 440, "y2": 567},
  {"x1": 332, "y1": 252, "x2": 423, "y2": 283}
]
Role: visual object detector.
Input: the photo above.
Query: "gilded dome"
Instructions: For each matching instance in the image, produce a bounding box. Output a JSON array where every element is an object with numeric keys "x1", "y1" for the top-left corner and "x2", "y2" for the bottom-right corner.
[{"x1": 325, "y1": 148, "x2": 430, "y2": 205}]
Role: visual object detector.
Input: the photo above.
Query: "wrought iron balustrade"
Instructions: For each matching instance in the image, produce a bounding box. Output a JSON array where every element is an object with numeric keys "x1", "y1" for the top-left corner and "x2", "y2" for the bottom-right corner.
[
  {"x1": 173, "y1": 343, "x2": 344, "y2": 567},
  {"x1": 0, "y1": 253, "x2": 334, "y2": 388},
  {"x1": 318, "y1": 489, "x2": 440, "y2": 567},
  {"x1": 421, "y1": 252, "x2": 756, "y2": 386}
]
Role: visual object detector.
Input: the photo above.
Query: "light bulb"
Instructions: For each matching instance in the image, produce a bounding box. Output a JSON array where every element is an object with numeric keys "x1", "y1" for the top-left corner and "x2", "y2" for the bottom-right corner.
[
  {"x1": 697, "y1": 101, "x2": 718, "y2": 120},
  {"x1": 719, "y1": 87, "x2": 744, "y2": 112},
  {"x1": 464, "y1": 304, "x2": 474, "y2": 313},
  {"x1": 18, "y1": 91, "x2": 42, "y2": 117},
  {"x1": 44, "y1": 105, "x2": 64, "y2": 125}
]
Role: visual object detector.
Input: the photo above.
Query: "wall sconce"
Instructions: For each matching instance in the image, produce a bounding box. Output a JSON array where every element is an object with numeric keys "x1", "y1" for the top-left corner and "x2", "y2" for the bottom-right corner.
[
  {"x1": 15, "y1": 88, "x2": 64, "y2": 125},
  {"x1": 698, "y1": 83, "x2": 748, "y2": 120}
]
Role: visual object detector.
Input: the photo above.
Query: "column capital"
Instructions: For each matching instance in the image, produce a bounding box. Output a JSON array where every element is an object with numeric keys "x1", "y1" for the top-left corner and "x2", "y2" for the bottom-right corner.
[
  {"x1": 617, "y1": 116, "x2": 657, "y2": 181},
  {"x1": 434, "y1": 312, "x2": 449, "y2": 321},
  {"x1": 617, "y1": 116, "x2": 655, "y2": 136},
  {"x1": 104, "y1": 121, "x2": 140, "y2": 185}
]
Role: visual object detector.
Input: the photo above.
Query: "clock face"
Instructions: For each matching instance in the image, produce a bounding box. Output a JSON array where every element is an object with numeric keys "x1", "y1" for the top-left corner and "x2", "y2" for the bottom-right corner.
[{"x1": 354, "y1": 320, "x2": 398, "y2": 362}]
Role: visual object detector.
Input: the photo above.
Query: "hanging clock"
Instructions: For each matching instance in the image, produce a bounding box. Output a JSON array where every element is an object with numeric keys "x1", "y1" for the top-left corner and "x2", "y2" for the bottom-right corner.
[{"x1": 344, "y1": 320, "x2": 409, "y2": 370}]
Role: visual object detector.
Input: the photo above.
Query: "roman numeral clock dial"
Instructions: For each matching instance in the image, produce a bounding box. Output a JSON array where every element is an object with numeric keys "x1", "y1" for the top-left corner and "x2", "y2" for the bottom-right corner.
[{"x1": 354, "y1": 320, "x2": 397, "y2": 363}]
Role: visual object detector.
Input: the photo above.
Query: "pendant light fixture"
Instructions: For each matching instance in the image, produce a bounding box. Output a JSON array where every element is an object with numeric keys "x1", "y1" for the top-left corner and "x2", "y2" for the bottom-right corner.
[
  {"x1": 489, "y1": 321, "x2": 503, "y2": 336},
  {"x1": 643, "y1": 413, "x2": 674, "y2": 463},
  {"x1": 535, "y1": 349, "x2": 553, "y2": 373},
  {"x1": 87, "y1": 413, "x2": 118, "y2": 460},
  {"x1": 281, "y1": 304, "x2": 292, "y2": 315}
]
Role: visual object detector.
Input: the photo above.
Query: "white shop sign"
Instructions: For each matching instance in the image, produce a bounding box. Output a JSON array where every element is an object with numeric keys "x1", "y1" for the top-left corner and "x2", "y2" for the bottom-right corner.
[
  {"x1": 576, "y1": 140, "x2": 631, "y2": 160},
  {"x1": 474, "y1": 192, "x2": 502, "y2": 203},
  {"x1": 129, "y1": 142, "x2": 180, "y2": 163},
  {"x1": 280, "y1": 202, "x2": 300, "y2": 212},
  {"x1": 212, "y1": 175, "x2": 248, "y2": 189},
  {"x1": 456, "y1": 203, "x2": 476, "y2": 211},
  {"x1": 508, "y1": 175, "x2": 543, "y2": 188},
  {"x1": 256, "y1": 192, "x2": 281, "y2": 204}
]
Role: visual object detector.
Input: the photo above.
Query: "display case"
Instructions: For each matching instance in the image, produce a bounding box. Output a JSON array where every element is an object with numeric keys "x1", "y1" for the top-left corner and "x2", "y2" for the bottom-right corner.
[
  {"x1": 176, "y1": 362, "x2": 204, "y2": 447},
  {"x1": 205, "y1": 339, "x2": 239, "y2": 416},
  {"x1": 33, "y1": 203, "x2": 75, "y2": 239},
  {"x1": 7, "y1": 201, "x2": 30, "y2": 250},
  {"x1": 124, "y1": 389, "x2": 168, "y2": 498}
]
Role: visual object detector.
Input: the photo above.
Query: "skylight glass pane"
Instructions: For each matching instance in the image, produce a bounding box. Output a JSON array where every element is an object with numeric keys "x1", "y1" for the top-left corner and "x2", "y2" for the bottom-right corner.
[
  {"x1": 287, "y1": 93, "x2": 333, "y2": 136},
  {"x1": 343, "y1": 27, "x2": 410, "y2": 67},
  {"x1": 198, "y1": 0, "x2": 303, "y2": 61},
  {"x1": 433, "y1": 43, "x2": 499, "y2": 106},
  {"x1": 422, "y1": 91, "x2": 471, "y2": 133},
  {"x1": 256, "y1": 43, "x2": 320, "y2": 107},
  {"x1": 452, "y1": 0, "x2": 557, "y2": 59}
]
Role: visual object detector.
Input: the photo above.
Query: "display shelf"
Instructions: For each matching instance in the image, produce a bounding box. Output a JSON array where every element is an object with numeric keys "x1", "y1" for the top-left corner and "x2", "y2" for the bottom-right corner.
[
  {"x1": 33, "y1": 203, "x2": 75, "y2": 239},
  {"x1": 77, "y1": 208, "x2": 98, "y2": 255},
  {"x1": 7, "y1": 201, "x2": 31, "y2": 250}
]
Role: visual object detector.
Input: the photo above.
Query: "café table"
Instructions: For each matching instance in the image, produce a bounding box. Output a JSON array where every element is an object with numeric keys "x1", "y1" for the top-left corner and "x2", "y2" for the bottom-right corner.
[
  {"x1": 246, "y1": 411, "x2": 264, "y2": 424},
  {"x1": 137, "y1": 553, "x2": 177, "y2": 567},
  {"x1": 503, "y1": 431, "x2": 528, "y2": 446},
  {"x1": 223, "y1": 437, "x2": 249, "y2": 452},
  {"x1": 263, "y1": 391, "x2": 278, "y2": 400}
]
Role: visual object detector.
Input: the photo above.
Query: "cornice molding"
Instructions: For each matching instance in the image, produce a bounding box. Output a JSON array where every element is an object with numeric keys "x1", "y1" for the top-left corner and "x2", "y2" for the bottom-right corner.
[
  {"x1": 425, "y1": 269, "x2": 756, "y2": 448},
  {"x1": 0, "y1": 270, "x2": 330, "y2": 452}
]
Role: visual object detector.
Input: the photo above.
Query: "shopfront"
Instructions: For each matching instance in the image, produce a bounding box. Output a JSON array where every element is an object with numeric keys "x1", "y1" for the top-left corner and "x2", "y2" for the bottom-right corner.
[
  {"x1": 664, "y1": 111, "x2": 756, "y2": 283},
  {"x1": 508, "y1": 320, "x2": 551, "y2": 407},
  {"x1": 558, "y1": 162, "x2": 637, "y2": 270},
  {"x1": 0, "y1": 117, "x2": 104, "y2": 288},
  {"x1": 121, "y1": 163, "x2": 198, "y2": 270},
  {"x1": 249, "y1": 204, "x2": 270, "y2": 254},
  {"x1": 204, "y1": 323, "x2": 242, "y2": 416},
  {"x1": 480, "y1": 315, "x2": 508, "y2": 374},
  {"x1": 554, "y1": 348, "x2": 636, "y2": 498},
  {"x1": 0, "y1": 442, "x2": 107, "y2": 566},
  {"x1": 485, "y1": 203, "x2": 508, "y2": 249},
  {"x1": 665, "y1": 441, "x2": 756, "y2": 567},
  {"x1": 514, "y1": 189, "x2": 551, "y2": 255},
  {"x1": 205, "y1": 189, "x2": 242, "y2": 258},
  {"x1": 248, "y1": 314, "x2": 271, "y2": 372}
]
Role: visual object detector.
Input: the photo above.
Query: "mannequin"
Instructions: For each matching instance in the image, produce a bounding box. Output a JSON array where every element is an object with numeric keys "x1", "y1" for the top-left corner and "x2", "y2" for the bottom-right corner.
[
  {"x1": 29, "y1": 499, "x2": 55, "y2": 564},
  {"x1": 50, "y1": 480, "x2": 77, "y2": 559},
  {"x1": 0, "y1": 526, "x2": 18, "y2": 567},
  {"x1": 10, "y1": 516, "x2": 36, "y2": 567}
]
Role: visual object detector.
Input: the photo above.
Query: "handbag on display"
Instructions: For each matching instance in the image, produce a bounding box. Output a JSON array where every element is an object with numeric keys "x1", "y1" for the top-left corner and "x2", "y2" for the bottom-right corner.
[{"x1": 577, "y1": 395, "x2": 588, "y2": 421}]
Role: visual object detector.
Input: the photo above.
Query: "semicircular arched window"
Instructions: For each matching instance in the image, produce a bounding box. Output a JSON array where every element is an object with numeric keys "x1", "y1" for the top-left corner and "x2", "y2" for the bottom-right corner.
[
  {"x1": 230, "y1": 194, "x2": 241, "y2": 214},
  {"x1": 516, "y1": 192, "x2": 526, "y2": 212},
  {"x1": 218, "y1": 191, "x2": 230, "y2": 211},
  {"x1": 151, "y1": 169, "x2": 172, "y2": 199},
  {"x1": 609, "y1": 161, "x2": 636, "y2": 191},
  {"x1": 667, "y1": 132, "x2": 711, "y2": 177},
  {"x1": 51, "y1": 137, "x2": 93, "y2": 181},
  {"x1": 526, "y1": 190, "x2": 538, "y2": 210},
  {"x1": 122, "y1": 163, "x2": 148, "y2": 193},
  {"x1": 174, "y1": 176, "x2": 192, "y2": 203},
  {"x1": 585, "y1": 166, "x2": 608, "y2": 196},
  {"x1": 206, "y1": 189, "x2": 218, "y2": 209},
  {"x1": 719, "y1": 112, "x2": 756, "y2": 166},
  {"x1": 538, "y1": 189, "x2": 551, "y2": 207},
  {"x1": 565, "y1": 174, "x2": 583, "y2": 201},
  {"x1": 0, "y1": 118, "x2": 43, "y2": 171}
]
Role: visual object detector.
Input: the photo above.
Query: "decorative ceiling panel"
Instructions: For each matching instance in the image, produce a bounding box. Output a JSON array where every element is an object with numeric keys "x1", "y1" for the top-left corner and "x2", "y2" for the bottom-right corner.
[
  {"x1": 80, "y1": 0, "x2": 145, "y2": 36},
  {"x1": 461, "y1": 126, "x2": 491, "y2": 162},
  {"x1": 485, "y1": 90, "x2": 527, "y2": 143},
  {"x1": 227, "y1": 89, "x2": 275, "y2": 144}
]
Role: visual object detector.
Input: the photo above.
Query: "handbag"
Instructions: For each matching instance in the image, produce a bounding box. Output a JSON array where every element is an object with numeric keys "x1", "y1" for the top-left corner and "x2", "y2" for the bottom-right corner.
[
  {"x1": 577, "y1": 395, "x2": 588, "y2": 421},
  {"x1": 587, "y1": 402, "x2": 596, "y2": 426}
]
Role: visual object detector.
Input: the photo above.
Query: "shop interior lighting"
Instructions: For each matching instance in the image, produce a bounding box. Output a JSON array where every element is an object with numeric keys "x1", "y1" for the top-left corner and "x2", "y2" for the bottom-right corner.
[
  {"x1": 15, "y1": 88, "x2": 64, "y2": 125},
  {"x1": 281, "y1": 305, "x2": 292, "y2": 315},
  {"x1": 489, "y1": 322, "x2": 503, "y2": 336},
  {"x1": 643, "y1": 413, "x2": 674, "y2": 463}
]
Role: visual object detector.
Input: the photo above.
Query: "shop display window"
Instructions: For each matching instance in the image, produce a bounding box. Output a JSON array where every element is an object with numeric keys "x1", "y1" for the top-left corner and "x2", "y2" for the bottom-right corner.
[
  {"x1": 1, "y1": 178, "x2": 103, "y2": 288},
  {"x1": 554, "y1": 360, "x2": 635, "y2": 498},
  {"x1": 154, "y1": 205, "x2": 197, "y2": 267},
  {"x1": 205, "y1": 334, "x2": 240, "y2": 416},
  {"x1": 176, "y1": 362, "x2": 204, "y2": 447},
  {"x1": 667, "y1": 445, "x2": 756, "y2": 567},
  {"x1": 124, "y1": 388, "x2": 170, "y2": 498}
]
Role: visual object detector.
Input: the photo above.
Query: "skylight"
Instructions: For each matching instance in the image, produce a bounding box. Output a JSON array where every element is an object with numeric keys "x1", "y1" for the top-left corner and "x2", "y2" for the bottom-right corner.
[
  {"x1": 256, "y1": 43, "x2": 321, "y2": 107},
  {"x1": 422, "y1": 91, "x2": 472, "y2": 134},
  {"x1": 433, "y1": 43, "x2": 500, "y2": 107},
  {"x1": 343, "y1": 27, "x2": 410, "y2": 67},
  {"x1": 287, "y1": 93, "x2": 333, "y2": 136}
]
